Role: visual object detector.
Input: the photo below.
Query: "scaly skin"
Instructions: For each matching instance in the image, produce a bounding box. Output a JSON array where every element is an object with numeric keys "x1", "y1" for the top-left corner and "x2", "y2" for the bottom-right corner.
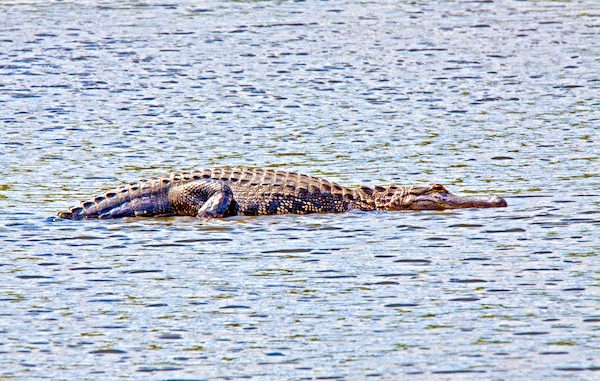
[{"x1": 57, "y1": 167, "x2": 507, "y2": 219}]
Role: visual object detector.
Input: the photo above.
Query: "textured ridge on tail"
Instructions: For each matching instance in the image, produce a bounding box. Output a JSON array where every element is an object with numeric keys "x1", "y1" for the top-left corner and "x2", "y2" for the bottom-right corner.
[
  {"x1": 57, "y1": 178, "x2": 172, "y2": 219},
  {"x1": 57, "y1": 184, "x2": 134, "y2": 219}
]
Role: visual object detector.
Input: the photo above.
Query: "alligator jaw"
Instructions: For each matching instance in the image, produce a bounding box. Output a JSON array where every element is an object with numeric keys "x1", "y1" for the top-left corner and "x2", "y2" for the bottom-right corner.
[
  {"x1": 442, "y1": 194, "x2": 508, "y2": 209},
  {"x1": 405, "y1": 191, "x2": 508, "y2": 210}
]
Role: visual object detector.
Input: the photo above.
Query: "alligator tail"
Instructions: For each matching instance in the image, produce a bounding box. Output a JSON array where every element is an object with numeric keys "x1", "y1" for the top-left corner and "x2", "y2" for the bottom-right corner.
[{"x1": 57, "y1": 179, "x2": 172, "y2": 219}]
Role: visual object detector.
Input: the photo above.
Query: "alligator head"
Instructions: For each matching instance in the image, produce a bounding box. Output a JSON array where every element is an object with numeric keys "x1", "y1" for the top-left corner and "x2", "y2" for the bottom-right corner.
[{"x1": 381, "y1": 184, "x2": 507, "y2": 210}]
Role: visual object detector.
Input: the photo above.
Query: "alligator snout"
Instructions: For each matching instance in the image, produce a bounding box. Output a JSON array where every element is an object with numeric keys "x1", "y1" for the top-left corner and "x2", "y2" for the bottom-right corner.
[
  {"x1": 430, "y1": 192, "x2": 508, "y2": 210},
  {"x1": 453, "y1": 194, "x2": 508, "y2": 209}
]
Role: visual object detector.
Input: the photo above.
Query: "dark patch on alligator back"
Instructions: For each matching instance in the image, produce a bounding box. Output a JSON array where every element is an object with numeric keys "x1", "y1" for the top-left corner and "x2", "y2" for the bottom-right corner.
[
  {"x1": 309, "y1": 184, "x2": 320, "y2": 193},
  {"x1": 330, "y1": 184, "x2": 345, "y2": 197},
  {"x1": 297, "y1": 188, "x2": 309, "y2": 197},
  {"x1": 58, "y1": 206, "x2": 81, "y2": 219},
  {"x1": 275, "y1": 171, "x2": 286, "y2": 182},
  {"x1": 197, "y1": 168, "x2": 212, "y2": 179},
  {"x1": 57, "y1": 211, "x2": 72, "y2": 219},
  {"x1": 82, "y1": 201, "x2": 95, "y2": 209},
  {"x1": 361, "y1": 186, "x2": 374, "y2": 196},
  {"x1": 211, "y1": 168, "x2": 224, "y2": 178}
]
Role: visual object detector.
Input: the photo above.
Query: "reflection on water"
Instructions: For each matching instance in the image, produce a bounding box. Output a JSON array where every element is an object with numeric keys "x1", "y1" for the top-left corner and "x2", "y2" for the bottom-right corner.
[{"x1": 1, "y1": 0, "x2": 599, "y2": 379}]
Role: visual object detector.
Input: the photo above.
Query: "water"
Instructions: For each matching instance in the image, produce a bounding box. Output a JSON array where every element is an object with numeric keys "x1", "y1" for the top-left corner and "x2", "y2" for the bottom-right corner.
[{"x1": 1, "y1": 0, "x2": 599, "y2": 379}]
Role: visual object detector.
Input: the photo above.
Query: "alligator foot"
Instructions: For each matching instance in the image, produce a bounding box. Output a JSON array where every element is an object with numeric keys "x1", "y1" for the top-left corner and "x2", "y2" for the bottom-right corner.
[
  {"x1": 197, "y1": 186, "x2": 235, "y2": 218},
  {"x1": 168, "y1": 179, "x2": 235, "y2": 218}
]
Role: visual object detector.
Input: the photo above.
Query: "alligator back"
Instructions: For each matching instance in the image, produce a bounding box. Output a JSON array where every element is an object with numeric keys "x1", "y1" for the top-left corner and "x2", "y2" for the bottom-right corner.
[{"x1": 57, "y1": 167, "x2": 377, "y2": 219}]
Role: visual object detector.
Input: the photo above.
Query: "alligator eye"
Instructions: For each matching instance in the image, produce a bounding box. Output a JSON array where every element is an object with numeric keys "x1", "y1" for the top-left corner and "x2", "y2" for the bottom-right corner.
[{"x1": 431, "y1": 184, "x2": 447, "y2": 192}]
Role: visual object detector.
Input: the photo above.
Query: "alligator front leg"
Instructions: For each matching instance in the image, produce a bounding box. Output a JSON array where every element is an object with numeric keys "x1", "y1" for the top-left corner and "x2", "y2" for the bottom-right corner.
[
  {"x1": 197, "y1": 186, "x2": 236, "y2": 218},
  {"x1": 167, "y1": 180, "x2": 236, "y2": 218}
]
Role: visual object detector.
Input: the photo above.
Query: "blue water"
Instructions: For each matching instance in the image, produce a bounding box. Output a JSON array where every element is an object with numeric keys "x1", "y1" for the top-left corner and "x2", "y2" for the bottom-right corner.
[{"x1": 1, "y1": 0, "x2": 599, "y2": 379}]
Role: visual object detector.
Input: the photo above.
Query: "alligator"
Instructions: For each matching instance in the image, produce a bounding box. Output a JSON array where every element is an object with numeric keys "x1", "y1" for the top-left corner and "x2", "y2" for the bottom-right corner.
[{"x1": 57, "y1": 167, "x2": 507, "y2": 219}]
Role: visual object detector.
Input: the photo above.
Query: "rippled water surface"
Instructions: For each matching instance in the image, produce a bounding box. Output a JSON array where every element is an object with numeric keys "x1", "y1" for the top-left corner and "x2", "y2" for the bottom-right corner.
[{"x1": 1, "y1": 0, "x2": 599, "y2": 379}]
